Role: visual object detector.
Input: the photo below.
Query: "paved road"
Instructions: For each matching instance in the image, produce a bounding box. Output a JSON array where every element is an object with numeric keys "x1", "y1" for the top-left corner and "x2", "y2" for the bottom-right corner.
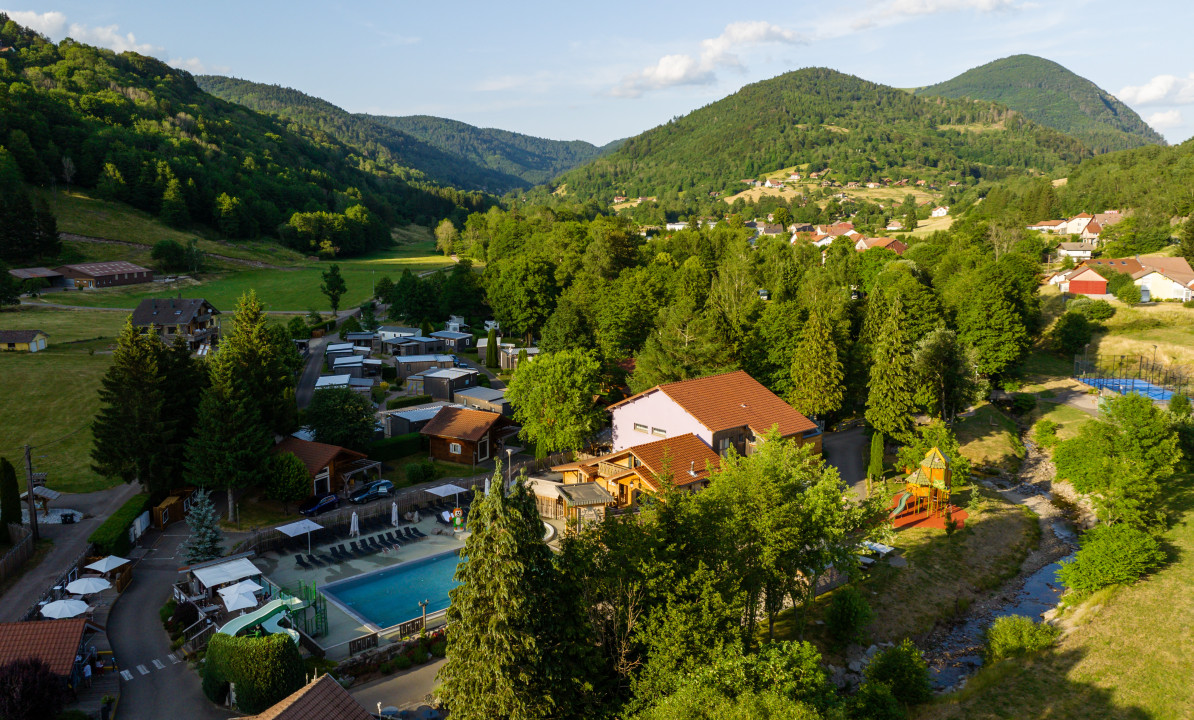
[
  {"x1": 455, "y1": 355, "x2": 504, "y2": 389},
  {"x1": 0, "y1": 482, "x2": 141, "y2": 622},
  {"x1": 822, "y1": 426, "x2": 869, "y2": 500},
  {"x1": 106, "y1": 528, "x2": 233, "y2": 720},
  {"x1": 350, "y1": 658, "x2": 445, "y2": 713},
  {"x1": 295, "y1": 309, "x2": 360, "y2": 410}
]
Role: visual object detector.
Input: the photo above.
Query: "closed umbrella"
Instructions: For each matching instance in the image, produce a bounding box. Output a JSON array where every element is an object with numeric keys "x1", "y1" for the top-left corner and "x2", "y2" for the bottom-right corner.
[
  {"x1": 350, "y1": 511, "x2": 360, "y2": 538},
  {"x1": 391, "y1": 502, "x2": 398, "y2": 527},
  {"x1": 41, "y1": 599, "x2": 88, "y2": 619},
  {"x1": 84, "y1": 556, "x2": 130, "y2": 574},
  {"x1": 65, "y1": 577, "x2": 111, "y2": 595}
]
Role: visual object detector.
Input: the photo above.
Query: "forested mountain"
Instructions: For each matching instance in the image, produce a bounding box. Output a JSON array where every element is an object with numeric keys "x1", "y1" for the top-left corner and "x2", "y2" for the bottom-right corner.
[
  {"x1": 917, "y1": 55, "x2": 1166, "y2": 154},
  {"x1": 197, "y1": 76, "x2": 617, "y2": 192},
  {"x1": 370, "y1": 114, "x2": 621, "y2": 187},
  {"x1": 0, "y1": 16, "x2": 491, "y2": 257},
  {"x1": 554, "y1": 68, "x2": 1090, "y2": 203}
]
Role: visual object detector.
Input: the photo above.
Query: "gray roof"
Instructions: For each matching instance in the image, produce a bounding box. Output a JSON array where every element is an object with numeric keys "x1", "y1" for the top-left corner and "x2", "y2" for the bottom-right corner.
[
  {"x1": 131, "y1": 298, "x2": 218, "y2": 327},
  {"x1": 55, "y1": 261, "x2": 151, "y2": 277},
  {"x1": 389, "y1": 403, "x2": 459, "y2": 423},
  {"x1": 396, "y1": 354, "x2": 454, "y2": 364},
  {"x1": 423, "y1": 368, "x2": 477, "y2": 380},
  {"x1": 0, "y1": 330, "x2": 46, "y2": 344},
  {"x1": 430, "y1": 330, "x2": 472, "y2": 340},
  {"x1": 378, "y1": 326, "x2": 419, "y2": 335},
  {"x1": 558, "y1": 482, "x2": 616, "y2": 507},
  {"x1": 315, "y1": 374, "x2": 351, "y2": 388},
  {"x1": 345, "y1": 331, "x2": 378, "y2": 340},
  {"x1": 453, "y1": 386, "x2": 506, "y2": 403},
  {"x1": 325, "y1": 342, "x2": 355, "y2": 353}
]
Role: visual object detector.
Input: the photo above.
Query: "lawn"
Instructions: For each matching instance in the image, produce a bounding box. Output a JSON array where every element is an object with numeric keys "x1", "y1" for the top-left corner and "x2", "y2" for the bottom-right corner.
[
  {"x1": 955, "y1": 403, "x2": 1025, "y2": 472},
  {"x1": 918, "y1": 477, "x2": 1194, "y2": 720},
  {"x1": 1090, "y1": 302, "x2": 1194, "y2": 367},
  {"x1": 770, "y1": 485, "x2": 1039, "y2": 660}
]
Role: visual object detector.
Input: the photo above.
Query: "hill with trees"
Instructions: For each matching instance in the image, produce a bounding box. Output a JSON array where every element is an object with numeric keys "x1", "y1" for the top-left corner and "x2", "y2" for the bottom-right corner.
[
  {"x1": 197, "y1": 76, "x2": 618, "y2": 192},
  {"x1": 0, "y1": 15, "x2": 490, "y2": 258},
  {"x1": 916, "y1": 54, "x2": 1166, "y2": 154},
  {"x1": 551, "y1": 67, "x2": 1091, "y2": 204}
]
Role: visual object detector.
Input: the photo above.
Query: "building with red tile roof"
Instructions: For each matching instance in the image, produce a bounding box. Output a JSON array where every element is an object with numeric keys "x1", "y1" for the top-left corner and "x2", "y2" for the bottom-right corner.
[
  {"x1": 553, "y1": 432, "x2": 722, "y2": 508},
  {"x1": 0, "y1": 619, "x2": 104, "y2": 687},
  {"x1": 242, "y1": 673, "x2": 372, "y2": 720}
]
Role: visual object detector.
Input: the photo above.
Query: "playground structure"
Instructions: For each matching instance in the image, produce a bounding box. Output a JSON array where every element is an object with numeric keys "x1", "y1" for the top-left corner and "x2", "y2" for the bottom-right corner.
[
  {"x1": 890, "y1": 447, "x2": 967, "y2": 530},
  {"x1": 217, "y1": 596, "x2": 307, "y2": 644}
]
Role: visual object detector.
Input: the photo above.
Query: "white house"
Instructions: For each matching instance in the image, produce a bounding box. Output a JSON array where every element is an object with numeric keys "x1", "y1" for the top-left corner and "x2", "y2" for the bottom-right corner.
[
  {"x1": 1058, "y1": 242, "x2": 1093, "y2": 260},
  {"x1": 930, "y1": 206, "x2": 949, "y2": 218},
  {"x1": 665, "y1": 221, "x2": 689, "y2": 231},
  {"x1": 886, "y1": 219, "x2": 904, "y2": 231},
  {"x1": 1026, "y1": 220, "x2": 1066, "y2": 233},
  {"x1": 1135, "y1": 271, "x2": 1193, "y2": 302},
  {"x1": 1064, "y1": 214, "x2": 1094, "y2": 235},
  {"x1": 377, "y1": 325, "x2": 419, "y2": 342}
]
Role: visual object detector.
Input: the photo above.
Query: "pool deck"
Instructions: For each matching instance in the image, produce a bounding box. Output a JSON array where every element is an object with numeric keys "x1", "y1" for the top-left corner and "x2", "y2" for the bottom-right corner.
[{"x1": 251, "y1": 516, "x2": 466, "y2": 649}]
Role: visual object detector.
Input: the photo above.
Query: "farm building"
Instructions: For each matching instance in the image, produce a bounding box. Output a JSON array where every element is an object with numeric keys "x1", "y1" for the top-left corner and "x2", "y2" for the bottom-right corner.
[{"x1": 53, "y1": 261, "x2": 152, "y2": 288}]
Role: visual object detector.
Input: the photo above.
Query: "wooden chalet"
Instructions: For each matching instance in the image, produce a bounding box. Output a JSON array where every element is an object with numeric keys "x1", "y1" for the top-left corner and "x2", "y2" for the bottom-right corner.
[
  {"x1": 131, "y1": 297, "x2": 221, "y2": 350},
  {"x1": 419, "y1": 407, "x2": 510, "y2": 466},
  {"x1": 552, "y1": 433, "x2": 721, "y2": 509},
  {"x1": 271, "y1": 437, "x2": 381, "y2": 497}
]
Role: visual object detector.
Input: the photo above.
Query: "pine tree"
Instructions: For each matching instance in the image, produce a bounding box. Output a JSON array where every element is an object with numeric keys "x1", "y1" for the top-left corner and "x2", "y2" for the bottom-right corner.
[
  {"x1": 159, "y1": 336, "x2": 207, "y2": 480},
  {"x1": 420, "y1": 319, "x2": 434, "y2": 337},
  {"x1": 159, "y1": 178, "x2": 189, "y2": 227},
  {"x1": 180, "y1": 489, "x2": 223, "y2": 564},
  {"x1": 629, "y1": 300, "x2": 733, "y2": 393},
  {"x1": 320, "y1": 264, "x2": 347, "y2": 316},
  {"x1": 485, "y1": 327, "x2": 499, "y2": 369},
  {"x1": 865, "y1": 302, "x2": 916, "y2": 443},
  {"x1": 186, "y1": 384, "x2": 271, "y2": 522},
  {"x1": 91, "y1": 319, "x2": 175, "y2": 494},
  {"x1": 437, "y1": 469, "x2": 594, "y2": 720},
  {"x1": 867, "y1": 432, "x2": 884, "y2": 481},
  {"x1": 788, "y1": 309, "x2": 844, "y2": 418},
  {"x1": 0, "y1": 457, "x2": 21, "y2": 534},
  {"x1": 217, "y1": 291, "x2": 298, "y2": 434}
]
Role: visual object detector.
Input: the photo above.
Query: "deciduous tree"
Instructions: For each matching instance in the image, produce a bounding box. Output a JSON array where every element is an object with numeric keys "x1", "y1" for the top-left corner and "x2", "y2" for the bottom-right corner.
[
  {"x1": 0, "y1": 658, "x2": 63, "y2": 720},
  {"x1": 267, "y1": 452, "x2": 310, "y2": 512},
  {"x1": 306, "y1": 387, "x2": 376, "y2": 452},
  {"x1": 0, "y1": 457, "x2": 20, "y2": 531},
  {"x1": 320, "y1": 264, "x2": 347, "y2": 316},
  {"x1": 505, "y1": 348, "x2": 603, "y2": 457}
]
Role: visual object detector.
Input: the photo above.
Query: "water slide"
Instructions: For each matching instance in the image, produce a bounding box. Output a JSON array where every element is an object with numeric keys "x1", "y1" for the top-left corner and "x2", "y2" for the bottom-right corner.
[
  {"x1": 217, "y1": 596, "x2": 306, "y2": 644},
  {"x1": 889, "y1": 492, "x2": 912, "y2": 518}
]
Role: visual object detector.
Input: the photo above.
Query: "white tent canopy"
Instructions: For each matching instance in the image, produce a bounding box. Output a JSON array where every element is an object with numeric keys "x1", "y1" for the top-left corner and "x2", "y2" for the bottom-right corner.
[
  {"x1": 218, "y1": 579, "x2": 263, "y2": 598},
  {"x1": 65, "y1": 577, "x2": 111, "y2": 595},
  {"x1": 41, "y1": 599, "x2": 88, "y2": 619},
  {"x1": 85, "y1": 556, "x2": 130, "y2": 573},
  {"x1": 276, "y1": 518, "x2": 324, "y2": 554},
  {"x1": 192, "y1": 558, "x2": 262, "y2": 590},
  {"x1": 222, "y1": 592, "x2": 257, "y2": 612}
]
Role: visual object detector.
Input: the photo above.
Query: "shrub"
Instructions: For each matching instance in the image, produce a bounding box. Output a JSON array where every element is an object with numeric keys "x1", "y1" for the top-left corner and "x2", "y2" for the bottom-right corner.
[
  {"x1": 392, "y1": 654, "x2": 413, "y2": 671},
  {"x1": 1184, "y1": 299, "x2": 1194, "y2": 309},
  {"x1": 381, "y1": 365, "x2": 398, "y2": 381},
  {"x1": 368, "y1": 433, "x2": 425, "y2": 461},
  {"x1": 1009, "y1": 393, "x2": 1037, "y2": 415},
  {"x1": 1058, "y1": 523, "x2": 1166, "y2": 595},
  {"x1": 826, "y1": 586, "x2": 874, "y2": 647},
  {"x1": 1115, "y1": 283, "x2": 1142, "y2": 305},
  {"x1": 846, "y1": 681, "x2": 905, "y2": 720},
  {"x1": 404, "y1": 461, "x2": 436, "y2": 485},
  {"x1": 87, "y1": 493, "x2": 152, "y2": 556},
  {"x1": 1051, "y1": 312, "x2": 1093, "y2": 356},
  {"x1": 429, "y1": 640, "x2": 447, "y2": 657},
  {"x1": 1073, "y1": 298, "x2": 1115, "y2": 320},
  {"x1": 371, "y1": 386, "x2": 386, "y2": 404},
  {"x1": 409, "y1": 646, "x2": 430, "y2": 664},
  {"x1": 160, "y1": 599, "x2": 178, "y2": 629},
  {"x1": 170, "y1": 599, "x2": 199, "y2": 633},
  {"x1": 204, "y1": 633, "x2": 306, "y2": 714},
  {"x1": 477, "y1": 373, "x2": 491, "y2": 388},
  {"x1": 983, "y1": 615, "x2": 1060, "y2": 663},
  {"x1": 386, "y1": 394, "x2": 433, "y2": 410},
  {"x1": 1168, "y1": 393, "x2": 1191, "y2": 419},
  {"x1": 1032, "y1": 419, "x2": 1060, "y2": 448},
  {"x1": 864, "y1": 639, "x2": 931, "y2": 706}
]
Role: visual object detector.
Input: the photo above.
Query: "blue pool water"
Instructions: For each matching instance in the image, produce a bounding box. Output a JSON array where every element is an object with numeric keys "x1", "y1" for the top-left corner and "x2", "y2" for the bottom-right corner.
[{"x1": 322, "y1": 550, "x2": 463, "y2": 629}]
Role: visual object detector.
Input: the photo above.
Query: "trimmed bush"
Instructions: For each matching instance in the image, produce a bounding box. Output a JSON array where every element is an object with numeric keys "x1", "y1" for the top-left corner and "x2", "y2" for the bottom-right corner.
[
  {"x1": 392, "y1": 654, "x2": 413, "y2": 671},
  {"x1": 983, "y1": 615, "x2": 1060, "y2": 663},
  {"x1": 826, "y1": 586, "x2": 874, "y2": 647},
  {"x1": 405, "y1": 461, "x2": 436, "y2": 484},
  {"x1": 477, "y1": 374, "x2": 491, "y2": 388},
  {"x1": 87, "y1": 493, "x2": 152, "y2": 556},
  {"x1": 846, "y1": 682, "x2": 905, "y2": 720},
  {"x1": 864, "y1": 639, "x2": 931, "y2": 706},
  {"x1": 1072, "y1": 298, "x2": 1115, "y2": 320},
  {"x1": 409, "y1": 646, "x2": 430, "y2": 664},
  {"x1": 368, "y1": 433, "x2": 426, "y2": 461},
  {"x1": 204, "y1": 633, "x2": 306, "y2": 714},
  {"x1": 159, "y1": 599, "x2": 177, "y2": 629},
  {"x1": 429, "y1": 640, "x2": 447, "y2": 657},
  {"x1": 1115, "y1": 282, "x2": 1142, "y2": 305},
  {"x1": 386, "y1": 394, "x2": 433, "y2": 410},
  {"x1": 1059, "y1": 523, "x2": 1166, "y2": 595},
  {"x1": 381, "y1": 365, "x2": 398, "y2": 381}
]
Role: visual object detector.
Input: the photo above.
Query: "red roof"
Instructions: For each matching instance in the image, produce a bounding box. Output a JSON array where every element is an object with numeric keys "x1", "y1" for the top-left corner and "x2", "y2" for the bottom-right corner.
[
  {"x1": 272, "y1": 437, "x2": 366, "y2": 478},
  {"x1": 0, "y1": 619, "x2": 97, "y2": 676},
  {"x1": 244, "y1": 674, "x2": 372, "y2": 720},
  {"x1": 628, "y1": 433, "x2": 721, "y2": 487},
  {"x1": 420, "y1": 406, "x2": 505, "y2": 442},
  {"x1": 610, "y1": 370, "x2": 817, "y2": 438}
]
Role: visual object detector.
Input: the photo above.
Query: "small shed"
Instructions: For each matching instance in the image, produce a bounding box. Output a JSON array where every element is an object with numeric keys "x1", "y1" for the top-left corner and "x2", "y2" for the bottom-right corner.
[
  {"x1": 453, "y1": 386, "x2": 512, "y2": 416},
  {"x1": 557, "y1": 482, "x2": 616, "y2": 526},
  {"x1": 0, "y1": 329, "x2": 48, "y2": 352},
  {"x1": 406, "y1": 367, "x2": 479, "y2": 401},
  {"x1": 430, "y1": 329, "x2": 473, "y2": 351},
  {"x1": 420, "y1": 407, "x2": 509, "y2": 466}
]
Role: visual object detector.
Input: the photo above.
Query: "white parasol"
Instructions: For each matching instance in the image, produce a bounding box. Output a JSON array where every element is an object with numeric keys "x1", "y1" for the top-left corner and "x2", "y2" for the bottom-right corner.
[
  {"x1": 276, "y1": 518, "x2": 325, "y2": 555},
  {"x1": 391, "y1": 502, "x2": 398, "y2": 527},
  {"x1": 222, "y1": 592, "x2": 257, "y2": 612},
  {"x1": 65, "y1": 577, "x2": 111, "y2": 595},
  {"x1": 41, "y1": 599, "x2": 88, "y2": 619},
  {"x1": 84, "y1": 556, "x2": 130, "y2": 574}
]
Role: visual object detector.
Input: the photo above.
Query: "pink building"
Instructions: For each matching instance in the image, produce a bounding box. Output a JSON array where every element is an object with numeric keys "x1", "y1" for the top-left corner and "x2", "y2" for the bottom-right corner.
[{"x1": 607, "y1": 370, "x2": 822, "y2": 457}]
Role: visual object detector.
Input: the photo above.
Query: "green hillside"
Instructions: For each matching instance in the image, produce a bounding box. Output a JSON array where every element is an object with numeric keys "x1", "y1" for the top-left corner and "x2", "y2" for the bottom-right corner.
[
  {"x1": 917, "y1": 55, "x2": 1165, "y2": 154},
  {"x1": 197, "y1": 76, "x2": 618, "y2": 192},
  {"x1": 555, "y1": 67, "x2": 1091, "y2": 203},
  {"x1": 0, "y1": 16, "x2": 489, "y2": 259}
]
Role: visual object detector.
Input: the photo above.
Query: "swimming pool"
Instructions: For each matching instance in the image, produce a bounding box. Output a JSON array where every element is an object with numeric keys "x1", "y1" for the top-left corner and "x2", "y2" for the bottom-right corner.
[{"x1": 321, "y1": 549, "x2": 463, "y2": 629}]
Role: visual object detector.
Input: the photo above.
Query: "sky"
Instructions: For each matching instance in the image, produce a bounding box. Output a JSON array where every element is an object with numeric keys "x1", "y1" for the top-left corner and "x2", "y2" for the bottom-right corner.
[{"x1": 4, "y1": 1, "x2": 1194, "y2": 146}]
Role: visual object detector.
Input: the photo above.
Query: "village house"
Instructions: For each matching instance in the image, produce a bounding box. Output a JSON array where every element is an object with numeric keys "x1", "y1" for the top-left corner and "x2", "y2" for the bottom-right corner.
[
  {"x1": 271, "y1": 437, "x2": 381, "y2": 498},
  {"x1": 405, "y1": 367, "x2": 479, "y2": 401},
  {"x1": 607, "y1": 370, "x2": 821, "y2": 456},
  {"x1": 1063, "y1": 213, "x2": 1094, "y2": 236},
  {"x1": 931, "y1": 206, "x2": 949, "y2": 218},
  {"x1": 131, "y1": 298, "x2": 220, "y2": 351},
  {"x1": 552, "y1": 433, "x2": 721, "y2": 509},
  {"x1": 420, "y1": 406, "x2": 510, "y2": 466},
  {"x1": 665, "y1": 221, "x2": 689, "y2": 231},
  {"x1": 394, "y1": 353, "x2": 455, "y2": 380},
  {"x1": 885, "y1": 219, "x2": 904, "y2": 231},
  {"x1": 0, "y1": 329, "x2": 48, "y2": 352},
  {"x1": 1063, "y1": 256, "x2": 1194, "y2": 300},
  {"x1": 855, "y1": 236, "x2": 908, "y2": 255},
  {"x1": 1080, "y1": 221, "x2": 1103, "y2": 244},
  {"x1": 613, "y1": 195, "x2": 628, "y2": 203},
  {"x1": 1057, "y1": 242, "x2": 1093, "y2": 260},
  {"x1": 1056, "y1": 266, "x2": 1107, "y2": 295},
  {"x1": 815, "y1": 222, "x2": 856, "y2": 238},
  {"x1": 53, "y1": 261, "x2": 152, "y2": 289},
  {"x1": 1026, "y1": 219, "x2": 1067, "y2": 233}
]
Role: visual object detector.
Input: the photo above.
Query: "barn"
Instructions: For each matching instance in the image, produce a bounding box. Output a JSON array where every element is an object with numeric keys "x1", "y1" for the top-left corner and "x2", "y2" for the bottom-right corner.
[{"x1": 1065, "y1": 267, "x2": 1108, "y2": 296}]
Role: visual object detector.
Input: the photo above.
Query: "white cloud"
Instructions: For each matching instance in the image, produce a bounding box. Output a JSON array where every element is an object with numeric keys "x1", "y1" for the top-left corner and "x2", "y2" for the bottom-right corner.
[
  {"x1": 2, "y1": 8, "x2": 158, "y2": 54},
  {"x1": 1119, "y1": 73, "x2": 1194, "y2": 106},
  {"x1": 168, "y1": 57, "x2": 230, "y2": 75},
  {"x1": 1146, "y1": 109, "x2": 1182, "y2": 130},
  {"x1": 612, "y1": 21, "x2": 806, "y2": 98},
  {"x1": 879, "y1": 0, "x2": 1019, "y2": 18}
]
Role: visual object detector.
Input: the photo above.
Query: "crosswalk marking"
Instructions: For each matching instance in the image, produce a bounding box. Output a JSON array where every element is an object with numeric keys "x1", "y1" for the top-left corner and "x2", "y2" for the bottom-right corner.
[
  {"x1": 152, "y1": 659, "x2": 165, "y2": 670},
  {"x1": 120, "y1": 670, "x2": 133, "y2": 681},
  {"x1": 136, "y1": 664, "x2": 150, "y2": 675},
  {"x1": 167, "y1": 653, "x2": 180, "y2": 664}
]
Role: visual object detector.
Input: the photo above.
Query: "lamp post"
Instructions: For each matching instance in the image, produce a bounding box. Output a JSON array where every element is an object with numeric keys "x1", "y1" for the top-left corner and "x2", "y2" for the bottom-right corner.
[
  {"x1": 419, "y1": 599, "x2": 428, "y2": 631},
  {"x1": 506, "y1": 448, "x2": 513, "y2": 489}
]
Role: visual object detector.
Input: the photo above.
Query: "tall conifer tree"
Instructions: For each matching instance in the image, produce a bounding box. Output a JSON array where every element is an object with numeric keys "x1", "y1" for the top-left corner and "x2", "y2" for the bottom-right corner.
[
  {"x1": 788, "y1": 309, "x2": 844, "y2": 418},
  {"x1": 180, "y1": 489, "x2": 223, "y2": 564},
  {"x1": 0, "y1": 458, "x2": 21, "y2": 532},
  {"x1": 865, "y1": 302, "x2": 916, "y2": 443}
]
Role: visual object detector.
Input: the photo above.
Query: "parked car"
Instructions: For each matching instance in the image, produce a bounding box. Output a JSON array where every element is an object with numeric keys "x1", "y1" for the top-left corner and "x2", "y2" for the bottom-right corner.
[
  {"x1": 450, "y1": 354, "x2": 466, "y2": 367},
  {"x1": 350, "y1": 480, "x2": 394, "y2": 504},
  {"x1": 298, "y1": 492, "x2": 339, "y2": 516}
]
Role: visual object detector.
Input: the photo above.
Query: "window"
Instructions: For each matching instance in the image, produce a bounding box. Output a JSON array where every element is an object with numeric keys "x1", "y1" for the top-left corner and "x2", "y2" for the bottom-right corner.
[
  {"x1": 633, "y1": 423, "x2": 648, "y2": 434},
  {"x1": 651, "y1": 427, "x2": 667, "y2": 437},
  {"x1": 449, "y1": 442, "x2": 462, "y2": 455}
]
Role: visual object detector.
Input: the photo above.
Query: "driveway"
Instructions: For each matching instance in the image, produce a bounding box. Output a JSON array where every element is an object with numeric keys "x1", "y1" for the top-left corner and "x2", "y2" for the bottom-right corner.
[
  {"x1": 822, "y1": 426, "x2": 869, "y2": 499},
  {"x1": 0, "y1": 482, "x2": 141, "y2": 622},
  {"x1": 350, "y1": 658, "x2": 445, "y2": 713},
  {"x1": 106, "y1": 527, "x2": 233, "y2": 720},
  {"x1": 295, "y1": 309, "x2": 360, "y2": 409}
]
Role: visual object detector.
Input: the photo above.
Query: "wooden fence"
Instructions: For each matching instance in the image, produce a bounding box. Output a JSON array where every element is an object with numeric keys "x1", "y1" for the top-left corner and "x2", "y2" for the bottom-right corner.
[{"x1": 0, "y1": 524, "x2": 34, "y2": 585}]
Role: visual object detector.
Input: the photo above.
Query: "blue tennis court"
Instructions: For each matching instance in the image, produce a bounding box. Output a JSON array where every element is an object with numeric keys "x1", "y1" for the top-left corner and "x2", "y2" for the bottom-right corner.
[{"x1": 1083, "y1": 377, "x2": 1175, "y2": 403}]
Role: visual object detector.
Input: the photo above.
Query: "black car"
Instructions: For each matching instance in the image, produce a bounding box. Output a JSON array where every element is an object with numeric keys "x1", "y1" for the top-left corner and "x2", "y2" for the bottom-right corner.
[
  {"x1": 350, "y1": 480, "x2": 394, "y2": 504},
  {"x1": 298, "y1": 492, "x2": 340, "y2": 516}
]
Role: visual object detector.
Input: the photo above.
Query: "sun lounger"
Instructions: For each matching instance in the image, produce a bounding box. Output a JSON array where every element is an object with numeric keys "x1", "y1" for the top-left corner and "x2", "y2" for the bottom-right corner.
[
  {"x1": 385, "y1": 532, "x2": 404, "y2": 546},
  {"x1": 410, "y1": 526, "x2": 427, "y2": 538},
  {"x1": 306, "y1": 554, "x2": 323, "y2": 567},
  {"x1": 337, "y1": 544, "x2": 352, "y2": 558},
  {"x1": 369, "y1": 536, "x2": 386, "y2": 551},
  {"x1": 296, "y1": 555, "x2": 310, "y2": 570},
  {"x1": 349, "y1": 541, "x2": 367, "y2": 557},
  {"x1": 404, "y1": 527, "x2": 419, "y2": 540}
]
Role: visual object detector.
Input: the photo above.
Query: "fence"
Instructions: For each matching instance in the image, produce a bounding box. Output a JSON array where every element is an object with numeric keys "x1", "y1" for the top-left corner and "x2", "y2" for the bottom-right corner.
[
  {"x1": 20, "y1": 544, "x2": 95, "y2": 621},
  {"x1": 0, "y1": 524, "x2": 34, "y2": 585},
  {"x1": 1074, "y1": 352, "x2": 1191, "y2": 403}
]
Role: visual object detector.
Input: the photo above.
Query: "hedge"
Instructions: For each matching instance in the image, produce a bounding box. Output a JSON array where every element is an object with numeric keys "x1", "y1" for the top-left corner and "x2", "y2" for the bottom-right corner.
[
  {"x1": 88, "y1": 493, "x2": 152, "y2": 556},
  {"x1": 203, "y1": 633, "x2": 306, "y2": 714},
  {"x1": 369, "y1": 433, "x2": 428, "y2": 461},
  {"x1": 381, "y1": 366, "x2": 398, "y2": 381},
  {"x1": 386, "y1": 394, "x2": 432, "y2": 410}
]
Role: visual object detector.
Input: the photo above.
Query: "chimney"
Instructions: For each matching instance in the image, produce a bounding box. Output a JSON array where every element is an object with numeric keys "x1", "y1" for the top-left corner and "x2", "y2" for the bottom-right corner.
[{"x1": 689, "y1": 461, "x2": 697, "y2": 477}]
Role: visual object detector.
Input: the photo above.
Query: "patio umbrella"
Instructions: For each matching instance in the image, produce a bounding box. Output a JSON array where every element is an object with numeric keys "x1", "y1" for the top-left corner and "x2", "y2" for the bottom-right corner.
[
  {"x1": 391, "y1": 502, "x2": 398, "y2": 527},
  {"x1": 276, "y1": 518, "x2": 324, "y2": 555},
  {"x1": 65, "y1": 577, "x2": 111, "y2": 595},
  {"x1": 84, "y1": 555, "x2": 130, "y2": 574},
  {"x1": 350, "y1": 511, "x2": 360, "y2": 538},
  {"x1": 221, "y1": 579, "x2": 263, "y2": 596},
  {"x1": 222, "y1": 592, "x2": 257, "y2": 612},
  {"x1": 41, "y1": 599, "x2": 88, "y2": 619}
]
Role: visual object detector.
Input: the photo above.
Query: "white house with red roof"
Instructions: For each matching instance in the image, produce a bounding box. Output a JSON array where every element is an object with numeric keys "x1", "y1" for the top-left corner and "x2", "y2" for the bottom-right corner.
[{"x1": 1064, "y1": 214, "x2": 1095, "y2": 235}]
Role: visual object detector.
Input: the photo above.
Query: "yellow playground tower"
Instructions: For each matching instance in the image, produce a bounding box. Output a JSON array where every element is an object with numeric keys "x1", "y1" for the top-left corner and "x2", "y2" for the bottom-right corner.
[{"x1": 891, "y1": 447, "x2": 952, "y2": 520}]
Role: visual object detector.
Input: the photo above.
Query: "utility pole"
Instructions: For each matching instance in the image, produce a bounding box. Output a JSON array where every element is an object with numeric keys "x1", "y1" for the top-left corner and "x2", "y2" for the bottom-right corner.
[{"x1": 23, "y1": 445, "x2": 39, "y2": 542}]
